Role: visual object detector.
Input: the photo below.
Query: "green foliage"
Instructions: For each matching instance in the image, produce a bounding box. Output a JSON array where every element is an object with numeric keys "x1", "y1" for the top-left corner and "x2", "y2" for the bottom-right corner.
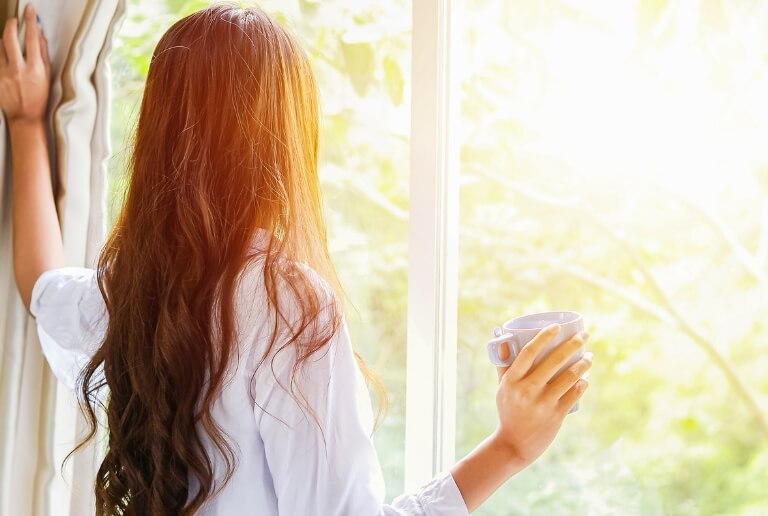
[
  {"x1": 382, "y1": 56, "x2": 404, "y2": 106},
  {"x1": 340, "y1": 40, "x2": 376, "y2": 96}
]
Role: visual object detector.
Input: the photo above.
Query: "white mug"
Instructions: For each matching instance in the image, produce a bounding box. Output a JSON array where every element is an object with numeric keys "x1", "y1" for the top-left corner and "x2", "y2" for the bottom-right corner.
[{"x1": 487, "y1": 311, "x2": 585, "y2": 412}]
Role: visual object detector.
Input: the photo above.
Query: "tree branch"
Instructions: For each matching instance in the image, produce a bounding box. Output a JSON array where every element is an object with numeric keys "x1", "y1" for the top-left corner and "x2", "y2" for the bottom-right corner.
[
  {"x1": 658, "y1": 185, "x2": 766, "y2": 287},
  {"x1": 349, "y1": 179, "x2": 408, "y2": 221},
  {"x1": 488, "y1": 180, "x2": 768, "y2": 435},
  {"x1": 515, "y1": 243, "x2": 768, "y2": 436}
]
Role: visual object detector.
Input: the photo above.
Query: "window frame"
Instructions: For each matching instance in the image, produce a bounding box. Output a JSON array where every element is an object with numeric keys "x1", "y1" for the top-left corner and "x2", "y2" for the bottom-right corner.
[{"x1": 404, "y1": 0, "x2": 461, "y2": 491}]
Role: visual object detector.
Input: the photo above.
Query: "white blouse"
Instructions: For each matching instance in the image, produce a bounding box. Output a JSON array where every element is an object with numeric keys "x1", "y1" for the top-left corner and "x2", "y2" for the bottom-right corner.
[{"x1": 29, "y1": 232, "x2": 470, "y2": 516}]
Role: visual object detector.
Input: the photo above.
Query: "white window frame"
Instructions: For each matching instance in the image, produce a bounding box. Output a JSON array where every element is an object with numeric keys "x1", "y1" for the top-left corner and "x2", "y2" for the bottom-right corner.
[{"x1": 404, "y1": 0, "x2": 461, "y2": 490}]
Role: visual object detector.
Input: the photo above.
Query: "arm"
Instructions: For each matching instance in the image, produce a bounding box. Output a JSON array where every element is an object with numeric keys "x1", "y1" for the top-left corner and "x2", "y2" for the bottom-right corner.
[
  {"x1": 449, "y1": 434, "x2": 527, "y2": 512},
  {"x1": 1, "y1": 4, "x2": 60, "y2": 312},
  {"x1": 450, "y1": 324, "x2": 593, "y2": 512},
  {"x1": 11, "y1": 116, "x2": 61, "y2": 311},
  {"x1": 257, "y1": 266, "x2": 594, "y2": 514},
  {"x1": 256, "y1": 313, "x2": 593, "y2": 514},
  {"x1": 256, "y1": 314, "x2": 469, "y2": 515}
]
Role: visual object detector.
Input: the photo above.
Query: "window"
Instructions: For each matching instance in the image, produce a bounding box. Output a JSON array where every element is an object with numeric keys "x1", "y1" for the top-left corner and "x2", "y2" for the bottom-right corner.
[
  {"x1": 456, "y1": 1, "x2": 768, "y2": 514},
  {"x1": 108, "y1": 0, "x2": 768, "y2": 513}
]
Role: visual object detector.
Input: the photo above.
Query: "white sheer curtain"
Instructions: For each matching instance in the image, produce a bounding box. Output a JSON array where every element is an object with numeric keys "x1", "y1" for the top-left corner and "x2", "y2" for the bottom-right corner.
[{"x1": 0, "y1": 0, "x2": 124, "y2": 514}]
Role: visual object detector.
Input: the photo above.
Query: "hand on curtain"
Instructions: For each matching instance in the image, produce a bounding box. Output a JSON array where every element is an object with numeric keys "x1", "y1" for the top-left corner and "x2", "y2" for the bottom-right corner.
[
  {"x1": 0, "y1": 4, "x2": 50, "y2": 123},
  {"x1": 2, "y1": 2, "x2": 61, "y2": 312}
]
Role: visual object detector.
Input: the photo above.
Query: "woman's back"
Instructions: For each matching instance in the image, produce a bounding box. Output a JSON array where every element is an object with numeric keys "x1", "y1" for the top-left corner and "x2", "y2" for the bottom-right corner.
[{"x1": 30, "y1": 228, "x2": 467, "y2": 514}]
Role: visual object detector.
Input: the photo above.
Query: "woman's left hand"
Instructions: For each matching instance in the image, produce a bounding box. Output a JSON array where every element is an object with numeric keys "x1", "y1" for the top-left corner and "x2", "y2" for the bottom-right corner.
[{"x1": 0, "y1": 4, "x2": 50, "y2": 124}]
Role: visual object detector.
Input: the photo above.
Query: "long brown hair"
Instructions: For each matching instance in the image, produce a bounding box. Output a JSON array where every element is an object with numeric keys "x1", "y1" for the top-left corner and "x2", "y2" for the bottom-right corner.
[{"x1": 67, "y1": 4, "x2": 383, "y2": 514}]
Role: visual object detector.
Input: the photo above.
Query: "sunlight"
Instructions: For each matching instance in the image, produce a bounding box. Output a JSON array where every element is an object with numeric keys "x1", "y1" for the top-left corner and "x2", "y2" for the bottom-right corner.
[
  {"x1": 544, "y1": 26, "x2": 742, "y2": 193},
  {"x1": 479, "y1": 5, "x2": 768, "y2": 200},
  {"x1": 458, "y1": 3, "x2": 768, "y2": 512}
]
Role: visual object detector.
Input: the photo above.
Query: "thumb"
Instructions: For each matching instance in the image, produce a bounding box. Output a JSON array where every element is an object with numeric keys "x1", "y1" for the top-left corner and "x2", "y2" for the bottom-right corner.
[{"x1": 495, "y1": 341, "x2": 512, "y2": 382}]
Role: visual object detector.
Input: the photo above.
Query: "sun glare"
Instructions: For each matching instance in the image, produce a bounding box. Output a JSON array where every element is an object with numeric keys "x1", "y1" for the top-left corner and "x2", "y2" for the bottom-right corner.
[{"x1": 467, "y1": 3, "x2": 768, "y2": 200}]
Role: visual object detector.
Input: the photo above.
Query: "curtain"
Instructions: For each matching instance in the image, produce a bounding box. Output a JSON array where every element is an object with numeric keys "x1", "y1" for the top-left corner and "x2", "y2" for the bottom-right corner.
[{"x1": 0, "y1": 1, "x2": 125, "y2": 514}]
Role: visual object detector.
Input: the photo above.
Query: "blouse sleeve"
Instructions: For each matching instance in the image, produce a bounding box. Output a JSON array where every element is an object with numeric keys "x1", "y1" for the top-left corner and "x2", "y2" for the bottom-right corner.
[
  {"x1": 253, "y1": 312, "x2": 469, "y2": 516},
  {"x1": 29, "y1": 267, "x2": 108, "y2": 401}
]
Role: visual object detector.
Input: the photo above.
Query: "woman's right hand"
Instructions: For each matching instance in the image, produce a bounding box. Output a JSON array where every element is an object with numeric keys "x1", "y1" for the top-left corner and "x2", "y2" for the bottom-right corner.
[{"x1": 492, "y1": 324, "x2": 593, "y2": 467}]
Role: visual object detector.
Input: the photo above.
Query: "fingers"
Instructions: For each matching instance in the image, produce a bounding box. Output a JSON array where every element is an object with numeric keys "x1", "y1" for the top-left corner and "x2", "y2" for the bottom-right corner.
[
  {"x1": 545, "y1": 352, "x2": 593, "y2": 399},
  {"x1": 559, "y1": 377, "x2": 589, "y2": 412},
  {"x1": 495, "y1": 341, "x2": 511, "y2": 382},
  {"x1": 524, "y1": 330, "x2": 589, "y2": 386},
  {"x1": 3, "y1": 16, "x2": 22, "y2": 69},
  {"x1": 504, "y1": 324, "x2": 561, "y2": 383},
  {"x1": 39, "y1": 29, "x2": 49, "y2": 68},
  {"x1": 24, "y1": 4, "x2": 40, "y2": 62}
]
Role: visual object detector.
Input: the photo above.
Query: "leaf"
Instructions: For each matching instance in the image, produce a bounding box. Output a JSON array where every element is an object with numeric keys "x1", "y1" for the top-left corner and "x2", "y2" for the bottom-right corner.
[
  {"x1": 177, "y1": 0, "x2": 209, "y2": 17},
  {"x1": 382, "y1": 56, "x2": 404, "y2": 106},
  {"x1": 299, "y1": 0, "x2": 320, "y2": 17},
  {"x1": 340, "y1": 40, "x2": 375, "y2": 97}
]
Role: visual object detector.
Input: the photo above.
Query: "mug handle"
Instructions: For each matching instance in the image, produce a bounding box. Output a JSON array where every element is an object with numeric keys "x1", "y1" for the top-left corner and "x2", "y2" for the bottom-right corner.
[{"x1": 487, "y1": 332, "x2": 521, "y2": 367}]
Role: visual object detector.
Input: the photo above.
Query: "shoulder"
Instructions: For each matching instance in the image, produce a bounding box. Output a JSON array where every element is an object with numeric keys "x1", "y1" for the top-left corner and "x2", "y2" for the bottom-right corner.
[
  {"x1": 30, "y1": 267, "x2": 104, "y2": 324},
  {"x1": 29, "y1": 267, "x2": 107, "y2": 397},
  {"x1": 238, "y1": 251, "x2": 341, "y2": 327}
]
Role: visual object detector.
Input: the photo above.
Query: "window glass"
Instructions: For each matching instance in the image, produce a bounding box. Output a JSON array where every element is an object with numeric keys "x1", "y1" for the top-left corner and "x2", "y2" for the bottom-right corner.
[
  {"x1": 456, "y1": 1, "x2": 768, "y2": 514},
  {"x1": 109, "y1": 0, "x2": 411, "y2": 500}
]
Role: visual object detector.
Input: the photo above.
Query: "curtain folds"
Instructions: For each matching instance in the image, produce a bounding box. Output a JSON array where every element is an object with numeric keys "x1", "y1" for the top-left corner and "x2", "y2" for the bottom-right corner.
[{"x1": 0, "y1": 1, "x2": 125, "y2": 515}]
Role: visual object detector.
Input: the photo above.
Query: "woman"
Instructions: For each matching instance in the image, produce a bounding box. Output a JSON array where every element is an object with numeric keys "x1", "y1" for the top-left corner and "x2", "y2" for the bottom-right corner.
[{"x1": 4, "y1": 3, "x2": 593, "y2": 515}]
